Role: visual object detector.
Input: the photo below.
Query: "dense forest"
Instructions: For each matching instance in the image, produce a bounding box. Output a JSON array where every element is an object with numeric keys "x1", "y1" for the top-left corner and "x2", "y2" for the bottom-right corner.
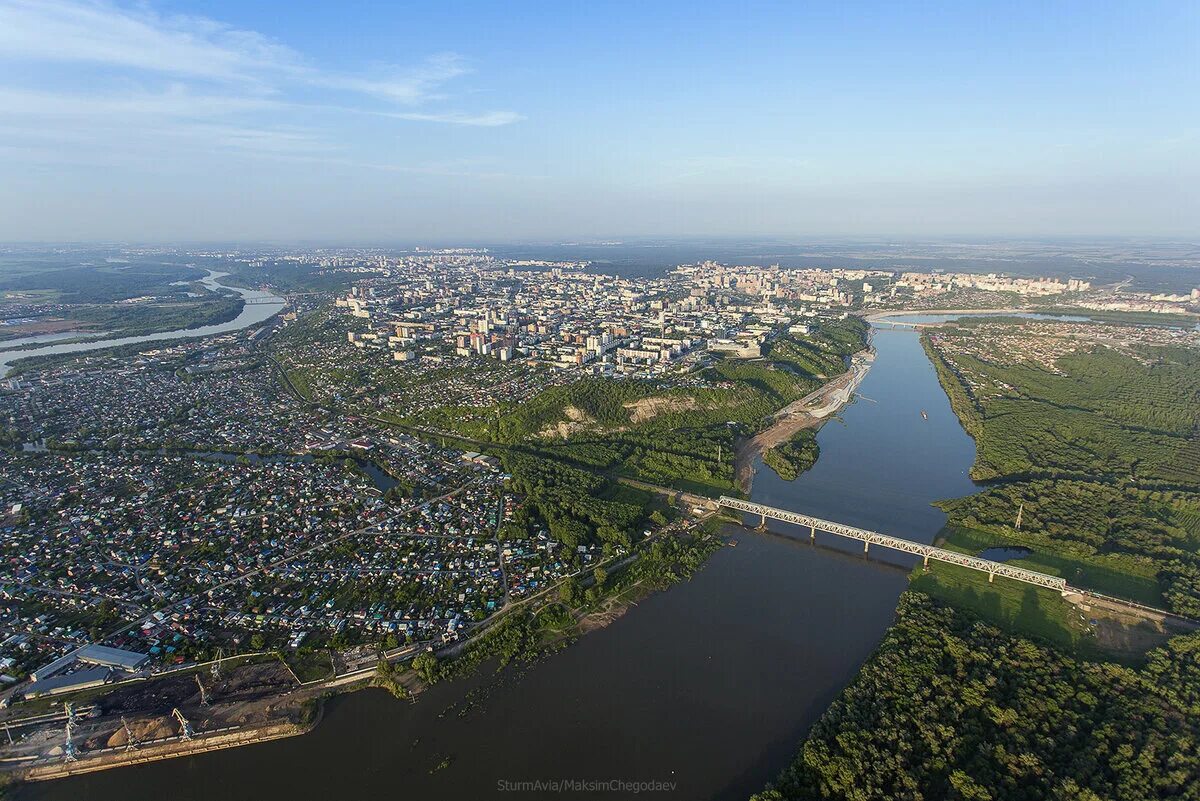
[
  {"x1": 223, "y1": 259, "x2": 379, "y2": 292},
  {"x1": 68, "y1": 295, "x2": 245, "y2": 337},
  {"x1": 929, "y1": 328, "x2": 1200, "y2": 486},
  {"x1": 0, "y1": 262, "x2": 206, "y2": 303},
  {"x1": 500, "y1": 450, "x2": 656, "y2": 551},
  {"x1": 762, "y1": 429, "x2": 820, "y2": 482},
  {"x1": 925, "y1": 321, "x2": 1200, "y2": 612},
  {"x1": 938, "y1": 481, "x2": 1200, "y2": 609},
  {"x1": 754, "y1": 320, "x2": 1200, "y2": 799},
  {"x1": 754, "y1": 592, "x2": 1200, "y2": 801}
]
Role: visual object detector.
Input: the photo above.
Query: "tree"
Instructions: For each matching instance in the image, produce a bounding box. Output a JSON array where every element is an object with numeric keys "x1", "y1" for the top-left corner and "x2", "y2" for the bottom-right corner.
[
  {"x1": 559, "y1": 576, "x2": 580, "y2": 606},
  {"x1": 374, "y1": 659, "x2": 408, "y2": 699},
  {"x1": 592, "y1": 567, "x2": 608, "y2": 589},
  {"x1": 549, "y1": 516, "x2": 588, "y2": 549},
  {"x1": 411, "y1": 651, "x2": 439, "y2": 684}
]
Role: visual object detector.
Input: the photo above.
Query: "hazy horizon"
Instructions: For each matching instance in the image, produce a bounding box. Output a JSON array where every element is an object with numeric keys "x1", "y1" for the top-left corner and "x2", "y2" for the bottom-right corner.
[{"x1": 1, "y1": 1, "x2": 1197, "y2": 241}]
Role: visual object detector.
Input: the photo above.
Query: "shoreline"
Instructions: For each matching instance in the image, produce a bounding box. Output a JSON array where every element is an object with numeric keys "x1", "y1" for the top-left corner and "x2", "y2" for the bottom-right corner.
[
  {"x1": 13, "y1": 720, "x2": 313, "y2": 783},
  {"x1": 0, "y1": 271, "x2": 284, "y2": 377},
  {"x1": 734, "y1": 344, "x2": 875, "y2": 494},
  {"x1": 864, "y1": 307, "x2": 1030, "y2": 320},
  {"x1": 736, "y1": 310, "x2": 1029, "y2": 495},
  {"x1": 5, "y1": 522, "x2": 719, "y2": 785}
]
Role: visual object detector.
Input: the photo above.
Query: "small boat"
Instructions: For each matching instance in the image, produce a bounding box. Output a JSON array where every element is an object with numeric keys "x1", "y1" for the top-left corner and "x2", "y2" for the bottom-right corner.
[
  {"x1": 728, "y1": 539, "x2": 739, "y2": 547},
  {"x1": 920, "y1": 410, "x2": 928, "y2": 420}
]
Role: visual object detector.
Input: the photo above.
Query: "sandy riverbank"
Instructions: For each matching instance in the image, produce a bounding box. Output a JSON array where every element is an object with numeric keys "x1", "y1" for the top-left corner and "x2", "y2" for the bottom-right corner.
[
  {"x1": 734, "y1": 347, "x2": 875, "y2": 493},
  {"x1": 733, "y1": 307, "x2": 1043, "y2": 492}
]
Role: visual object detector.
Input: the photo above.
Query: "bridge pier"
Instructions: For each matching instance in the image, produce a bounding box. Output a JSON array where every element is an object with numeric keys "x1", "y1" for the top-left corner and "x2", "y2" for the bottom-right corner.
[{"x1": 716, "y1": 496, "x2": 1068, "y2": 594}]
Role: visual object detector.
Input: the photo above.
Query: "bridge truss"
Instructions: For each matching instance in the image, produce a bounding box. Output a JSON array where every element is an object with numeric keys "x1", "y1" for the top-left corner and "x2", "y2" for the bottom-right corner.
[{"x1": 719, "y1": 496, "x2": 1068, "y2": 593}]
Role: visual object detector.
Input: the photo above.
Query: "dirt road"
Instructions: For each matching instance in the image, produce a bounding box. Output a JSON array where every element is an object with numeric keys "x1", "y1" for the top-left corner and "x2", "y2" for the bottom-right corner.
[{"x1": 734, "y1": 349, "x2": 874, "y2": 493}]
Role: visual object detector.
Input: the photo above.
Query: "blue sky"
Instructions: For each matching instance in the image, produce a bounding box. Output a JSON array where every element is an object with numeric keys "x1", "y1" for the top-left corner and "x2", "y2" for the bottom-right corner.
[{"x1": 0, "y1": 0, "x2": 1196, "y2": 241}]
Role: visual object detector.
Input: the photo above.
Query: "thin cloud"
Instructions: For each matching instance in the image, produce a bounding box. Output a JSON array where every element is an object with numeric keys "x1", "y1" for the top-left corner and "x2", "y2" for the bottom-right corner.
[
  {"x1": 0, "y1": 0, "x2": 299, "y2": 83},
  {"x1": 0, "y1": 86, "x2": 284, "y2": 117},
  {"x1": 316, "y1": 53, "x2": 473, "y2": 105},
  {"x1": 0, "y1": 0, "x2": 520, "y2": 128},
  {"x1": 383, "y1": 110, "x2": 525, "y2": 127}
]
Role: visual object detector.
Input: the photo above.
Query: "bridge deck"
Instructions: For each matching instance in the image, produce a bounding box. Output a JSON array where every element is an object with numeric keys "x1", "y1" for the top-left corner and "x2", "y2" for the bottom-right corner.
[{"x1": 719, "y1": 496, "x2": 1067, "y2": 592}]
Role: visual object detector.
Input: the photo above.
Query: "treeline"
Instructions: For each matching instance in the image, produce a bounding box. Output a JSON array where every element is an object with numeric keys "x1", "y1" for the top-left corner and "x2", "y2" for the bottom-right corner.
[
  {"x1": 226, "y1": 261, "x2": 380, "y2": 292},
  {"x1": 527, "y1": 424, "x2": 738, "y2": 496},
  {"x1": 754, "y1": 592, "x2": 1200, "y2": 801},
  {"x1": 922, "y1": 335, "x2": 984, "y2": 440},
  {"x1": 937, "y1": 480, "x2": 1200, "y2": 608},
  {"x1": 940, "y1": 481, "x2": 1200, "y2": 569},
  {"x1": 765, "y1": 316, "x2": 869, "y2": 378}
]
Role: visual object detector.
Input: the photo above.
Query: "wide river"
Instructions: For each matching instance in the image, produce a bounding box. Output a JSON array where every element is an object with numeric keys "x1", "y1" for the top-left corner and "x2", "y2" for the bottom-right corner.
[
  {"x1": 0, "y1": 272, "x2": 285, "y2": 376},
  {"x1": 20, "y1": 321, "x2": 978, "y2": 801}
]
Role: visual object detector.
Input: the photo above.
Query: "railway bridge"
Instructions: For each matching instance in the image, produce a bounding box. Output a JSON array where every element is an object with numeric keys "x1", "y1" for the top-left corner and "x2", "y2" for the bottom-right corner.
[{"x1": 719, "y1": 496, "x2": 1068, "y2": 593}]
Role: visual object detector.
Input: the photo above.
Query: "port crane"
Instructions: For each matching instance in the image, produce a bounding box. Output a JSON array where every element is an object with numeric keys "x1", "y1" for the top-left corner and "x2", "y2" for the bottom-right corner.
[
  {"x1": 62, "y1": 702, "x2": 79, "y2": 762},
  {"x1": 172, "y1": 708, "x2": 194, "y2": 740},
  {"x1": 120, "y1": 716, "x2": 139, "y2": 751}
]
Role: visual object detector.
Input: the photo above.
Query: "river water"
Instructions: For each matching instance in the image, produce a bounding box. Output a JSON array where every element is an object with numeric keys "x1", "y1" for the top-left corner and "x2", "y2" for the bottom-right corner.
[
  {"x1": 20, "y1": 321, "x2": 978, "y2": 801},
  {"x1": 0, "y1": 273, "x2": 284, "y2": 376}
]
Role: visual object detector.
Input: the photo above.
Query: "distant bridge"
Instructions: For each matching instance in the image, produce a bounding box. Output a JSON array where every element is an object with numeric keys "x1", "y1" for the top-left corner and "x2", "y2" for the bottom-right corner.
[
  {"x1": 242, "y1": 297, "x2": 286, "y2": 306},
  {"x1": 719, "y1": 497, "x2": 1068, "y2": 593}
]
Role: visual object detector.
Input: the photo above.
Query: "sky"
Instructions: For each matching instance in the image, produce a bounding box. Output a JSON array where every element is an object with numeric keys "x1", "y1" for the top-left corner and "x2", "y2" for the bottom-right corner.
[{"x1": 0, "y1": 0, "x2": 1197, "y2": 243}]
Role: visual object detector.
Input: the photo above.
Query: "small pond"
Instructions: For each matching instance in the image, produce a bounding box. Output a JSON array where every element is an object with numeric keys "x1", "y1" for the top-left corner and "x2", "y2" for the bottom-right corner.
[{"x1": 978, "y1": 546, "x2": 1034, "y2": 562}]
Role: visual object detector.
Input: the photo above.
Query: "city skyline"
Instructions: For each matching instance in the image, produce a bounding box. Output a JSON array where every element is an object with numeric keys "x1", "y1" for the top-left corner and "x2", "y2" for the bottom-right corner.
[{"x1": 1, "y1": 0, "x2": 1197, "y2": 241}]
